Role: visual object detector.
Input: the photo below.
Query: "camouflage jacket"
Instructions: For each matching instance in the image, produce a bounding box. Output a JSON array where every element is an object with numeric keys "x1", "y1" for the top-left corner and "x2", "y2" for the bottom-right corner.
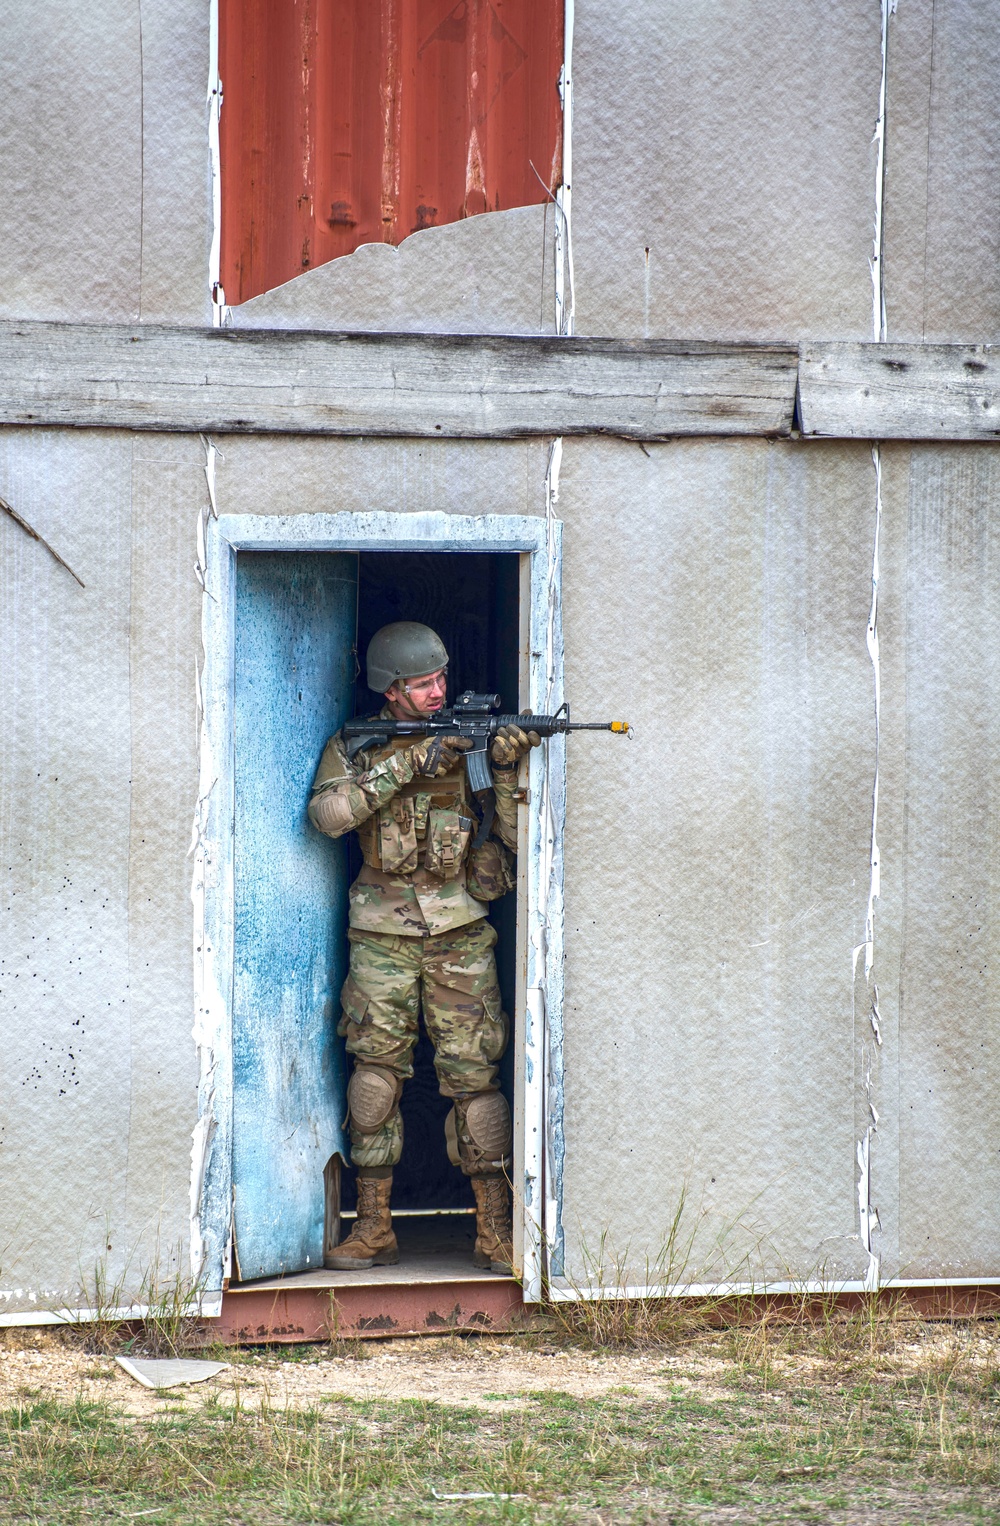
[{"x1": 308, "y1": 708, "x2": 519, "y2": 937}]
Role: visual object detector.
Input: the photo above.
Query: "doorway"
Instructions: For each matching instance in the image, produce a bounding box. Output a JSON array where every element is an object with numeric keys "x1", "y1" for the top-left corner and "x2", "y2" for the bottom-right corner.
[
  {"x1": 197, "y1": 512, "x2": 562, "y2": 1304},
  {"x1": 344, "y1": 551, "x2": 521, "y2": 1225}
]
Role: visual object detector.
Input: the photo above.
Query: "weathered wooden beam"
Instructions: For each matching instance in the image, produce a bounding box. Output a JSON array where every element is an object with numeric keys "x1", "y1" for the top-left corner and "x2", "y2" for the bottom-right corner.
[
  {"x1": 799, "y1": 341, "x2": 1000, "y2": 441},
  {"x1": 0, "y1": 321, "x2": 797, "y2": 439},
  {"x1": 12, "y1": 324, "x2": 999, "y2": 443}
]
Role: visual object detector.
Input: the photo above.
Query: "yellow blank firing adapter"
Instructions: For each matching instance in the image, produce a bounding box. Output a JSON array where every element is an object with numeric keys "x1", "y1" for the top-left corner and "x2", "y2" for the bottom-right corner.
[{"x1": 610, "y1": 721, "x2": 630, "y2": 733}]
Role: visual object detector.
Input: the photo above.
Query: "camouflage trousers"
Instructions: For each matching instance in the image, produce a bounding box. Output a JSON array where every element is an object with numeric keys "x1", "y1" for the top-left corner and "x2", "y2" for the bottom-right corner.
[{"x1": 338, "y1": 919, "x2": 508, "y2": 1168}]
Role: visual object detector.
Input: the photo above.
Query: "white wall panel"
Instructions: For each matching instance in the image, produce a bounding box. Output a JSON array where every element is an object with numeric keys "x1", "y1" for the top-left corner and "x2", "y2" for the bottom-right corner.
[
  {"x1": 137, "y1": 2, "x2": 214, "y2": 325},
  {"x1": 212, "y1": 435, "x2": 552, "y2": 519},
  {"x1": 0, "y1": 2, "x2": 211, "y2": 327},
  {"x1": 571, "y1": 0, "x2": 881, "y2": 341},
  {"x1": 0, "y1": 430, "x2": 134, "y2": 1311},
  {"x1": 554, "y1": 437, "x2": 877, "y2": 1287},
  {"x1": 123, "y1": 439, "x2": 204, "y2": 1263},
  {"x1": 0, "y1": 429, "x2": 202, "y2": 1315},
  {"x1": 0, "y1": 3, "x2": 143, "y2": 323},
  {"x1": 883, "y1": 1, "x2": 1000, "y2": 343},
  {"x1": 879, "y1": 444, "x2": 1000, "y2": 1279}
]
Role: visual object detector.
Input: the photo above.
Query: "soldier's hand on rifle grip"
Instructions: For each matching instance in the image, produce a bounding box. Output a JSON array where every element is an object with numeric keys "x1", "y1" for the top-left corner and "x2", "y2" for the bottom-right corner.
[
  {"x1": 410, "y1": 734, "x2": 473, "y2": 778},
  {"x1": 490, "y1": 723, "x2": 541, "y2": 770}
]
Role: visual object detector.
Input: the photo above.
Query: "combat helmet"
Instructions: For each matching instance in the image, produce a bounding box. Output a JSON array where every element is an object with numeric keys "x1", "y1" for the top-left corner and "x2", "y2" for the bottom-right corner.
[{"x1": 366, "y1": 622, "x2": 449, "y2": 694}]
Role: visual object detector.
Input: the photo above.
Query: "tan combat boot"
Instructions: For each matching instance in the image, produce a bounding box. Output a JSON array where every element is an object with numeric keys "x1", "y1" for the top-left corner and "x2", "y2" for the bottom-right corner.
[
  {"x1": 471, "y1": 1174, "x2": 514, "y2": 1275},
  {"x1": 325, "y1": 1169, "x2": 399, "y2": 1270}
]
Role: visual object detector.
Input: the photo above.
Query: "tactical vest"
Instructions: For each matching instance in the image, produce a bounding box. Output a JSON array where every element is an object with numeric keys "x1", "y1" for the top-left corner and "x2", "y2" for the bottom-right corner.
[{"x1": 356, "y1": 736, "x2": 475, "y2": 879}]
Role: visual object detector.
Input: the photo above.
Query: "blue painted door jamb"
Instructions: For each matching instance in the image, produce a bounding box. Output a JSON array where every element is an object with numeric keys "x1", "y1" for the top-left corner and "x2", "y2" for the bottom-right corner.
[{"x1": 231, "y1": 551, "x2": 357, "y2": 1280}]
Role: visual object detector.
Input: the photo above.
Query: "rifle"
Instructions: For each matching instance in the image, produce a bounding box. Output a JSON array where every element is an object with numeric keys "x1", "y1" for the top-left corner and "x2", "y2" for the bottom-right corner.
[{"x1": 343, "y1": 690, "x2": 630, "y2": 794}]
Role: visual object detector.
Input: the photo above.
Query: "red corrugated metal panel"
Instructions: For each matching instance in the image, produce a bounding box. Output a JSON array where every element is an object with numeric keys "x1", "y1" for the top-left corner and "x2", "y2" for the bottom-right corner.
[{"x1": 219, "y1": 0, "x2": 564, "y2": 306}]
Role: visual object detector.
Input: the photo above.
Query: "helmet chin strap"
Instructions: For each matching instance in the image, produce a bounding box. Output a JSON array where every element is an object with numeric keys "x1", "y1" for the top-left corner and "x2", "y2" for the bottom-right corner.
[{"x1": 388, "y1": 680, "x2": 434, "y2": 720}]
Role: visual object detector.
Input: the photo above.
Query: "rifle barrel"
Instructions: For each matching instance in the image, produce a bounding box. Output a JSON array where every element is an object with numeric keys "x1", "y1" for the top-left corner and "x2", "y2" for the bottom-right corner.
[{"x1": 493, "y1": 715, "x2": 629, "y2": 735}]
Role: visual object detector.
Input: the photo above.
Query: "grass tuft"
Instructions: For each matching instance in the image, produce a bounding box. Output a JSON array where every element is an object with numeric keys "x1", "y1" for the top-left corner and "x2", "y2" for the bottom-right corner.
[{"x1": 63, "y1": 1240, "x2": 208, "y2": 1358}]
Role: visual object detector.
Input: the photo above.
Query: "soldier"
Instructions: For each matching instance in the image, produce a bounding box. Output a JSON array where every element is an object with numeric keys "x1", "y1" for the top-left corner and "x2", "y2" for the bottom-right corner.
[{"x1": 307, "y1": 621, "x2": 539, "y2": 1275}]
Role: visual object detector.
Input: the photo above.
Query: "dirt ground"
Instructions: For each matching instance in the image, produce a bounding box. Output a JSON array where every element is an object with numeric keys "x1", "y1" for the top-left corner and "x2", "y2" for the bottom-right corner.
[
  {"x1": 1, "y1": 1332, "x2": 713, "y2": 1418},
  {"x1": 1, "y1": 1321, "x2": 997, "y2": 1420}
]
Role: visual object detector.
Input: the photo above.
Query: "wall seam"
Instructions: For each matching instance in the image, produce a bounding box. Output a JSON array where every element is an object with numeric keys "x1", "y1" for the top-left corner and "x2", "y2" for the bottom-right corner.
[
  {"x1": 137, "y1": 0, "x2": 145, "y2": 322},
  {"x1": 540, "y1": 0, "x2": 574, "y2": 1284},
  {"x1": 855, "y1": 0, "x2": 894, "y2": 1292},
  {"x1": 208, "y1": 0, "x2": 227, "y2": 325},
  {"x1": 189, "y1": 438, "x2": 225, "y2": 1304},
  {"x1": 122, "y1": 440, "x2": 137, "y2": 1261},
  {"x1": 856, "y1": 442, "x2": 883, "y2": 1291}
]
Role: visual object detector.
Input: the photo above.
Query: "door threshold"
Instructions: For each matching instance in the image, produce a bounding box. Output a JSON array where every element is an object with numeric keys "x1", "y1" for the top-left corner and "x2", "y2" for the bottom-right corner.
[
  {"x1": 217, "y1": 1214, "x2": 525, "y2": 1342},
  {"x1": 216, "y1": 1272, "x2": 524, "y2": 1344},
  {"x1": 230, "y1": 1212, "x2": 501, "y2": 1290},
  {"x1": 231, "y1": 1259, "x2": 509, "y2": 1292},
  {"x1": 339, "y1": 1206, "x2": 476, "y2": 1218}
]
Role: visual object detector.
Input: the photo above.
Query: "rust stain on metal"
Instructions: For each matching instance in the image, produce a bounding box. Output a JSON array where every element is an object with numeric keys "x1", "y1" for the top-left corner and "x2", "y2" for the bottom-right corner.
[
  {"x1": 215, "y1": 1277, "x2": 524, "y2": 1343},
  {"x1": 357, "y1": 1313, "x2": 398, "y2": 1331},
  {"x1": 219, "y1": 0, "x2": 564, "y2": 304}
]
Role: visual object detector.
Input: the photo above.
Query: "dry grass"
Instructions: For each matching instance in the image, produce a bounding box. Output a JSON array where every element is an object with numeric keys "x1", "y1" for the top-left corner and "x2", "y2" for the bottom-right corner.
[
  {"x1": 59, "y1": 1243, "x2": 208, "y2": 1359},
  {"x1": 1, "y1": 1304, "x2": 999, "y2": 1523}
]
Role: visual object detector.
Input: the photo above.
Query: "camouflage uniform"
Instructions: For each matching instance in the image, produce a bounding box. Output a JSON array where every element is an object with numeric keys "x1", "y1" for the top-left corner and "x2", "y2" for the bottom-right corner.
[{"x1": 308, "y1": 709, "x2": 518, "y2": 1169}]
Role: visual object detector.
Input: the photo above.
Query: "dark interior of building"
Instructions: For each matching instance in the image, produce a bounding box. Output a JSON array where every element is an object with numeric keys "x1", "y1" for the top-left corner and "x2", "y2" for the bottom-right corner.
[{"x1": 339, "y1": 550, "x2": 521, "y2": 1217}]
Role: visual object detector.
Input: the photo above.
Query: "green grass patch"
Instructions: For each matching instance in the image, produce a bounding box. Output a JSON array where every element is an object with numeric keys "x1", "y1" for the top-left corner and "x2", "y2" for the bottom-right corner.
[{"x1": 2, "y1": 1353, "x2": 999, "y2": 1525}]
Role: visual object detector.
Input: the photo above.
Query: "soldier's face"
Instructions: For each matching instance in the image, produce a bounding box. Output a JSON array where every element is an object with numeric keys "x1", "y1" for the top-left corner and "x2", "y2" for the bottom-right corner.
[{"x1": 385, "y1": 665, "x2": 448, "y2": 719}]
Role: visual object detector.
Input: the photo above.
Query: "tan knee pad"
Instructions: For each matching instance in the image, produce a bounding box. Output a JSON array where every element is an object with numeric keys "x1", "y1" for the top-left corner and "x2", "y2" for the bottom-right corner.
[
  {"x1": 451, "y1": 1090, "x2": 512, "y2": 1176},
  {"x1": 348, "y1": 1065, "x2": 402, "y2": 1135}
]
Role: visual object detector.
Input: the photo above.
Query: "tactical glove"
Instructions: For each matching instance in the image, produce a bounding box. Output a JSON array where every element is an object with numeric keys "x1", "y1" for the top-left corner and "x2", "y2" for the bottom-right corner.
[
  {"x1": 409, "y1": 734, "x2": 473, "y2": 778},
  {"x1": 490, "y1": 723, "x2": 541, "y2": 769}
]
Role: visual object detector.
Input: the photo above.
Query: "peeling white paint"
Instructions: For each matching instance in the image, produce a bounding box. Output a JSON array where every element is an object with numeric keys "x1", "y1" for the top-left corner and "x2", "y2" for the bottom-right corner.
[
  {"x1": 194, "y1": 494, "x2": 208, "y2": 593},
  {"x1": 870, "y1": 0, "x2": 896, "y2": 342},
  {"x1": 848, "y1": 445, "x2": 885, "y2": 1294},
  {"x1": 532, "y1": 440, "x2": 567, "y2": 1288},
  {"x1": 555, "y1": 0, "x2": 575, "y2": 338},
  {"x1": 864, "y1": 444, "x2": 883, "y2": 988},
  {"x1": 207, "y1": 0, "x2": 227, "y2": 325},
  {"x1": 188, "y1": 461, "x2": 233, "y2": 1302},
  {"x1": 870, "y1": 978, "x2": 883, "y2": 1046},
  {"x1": 857, "y1": 1113, "x2": 881, "y2": 1291},
  {"x1": 855, "y1": 444, "x2": 884, "y2": 1290},
  {"x1": 542, "y1": 440, "x2": 562, "y2": 721},
  {"x1": 202, "y1": 436, "x2": 220, "y2": 519},
  {"x1": 536, "y1": 2, "x2": 575, "y2": 1283},
  {"x1": 546, "y1": 1273, "x2": 1000, "y2": 1302},
  {"x1": 852, "y1": 0, "x2": 893, "y2": 1296},
  {"x1": 188, "y1": 1108, "x2": 217, "y2": 1289},
  {"x1": 859, "y1": 444, "x2": 883, "y2": 1288}
]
